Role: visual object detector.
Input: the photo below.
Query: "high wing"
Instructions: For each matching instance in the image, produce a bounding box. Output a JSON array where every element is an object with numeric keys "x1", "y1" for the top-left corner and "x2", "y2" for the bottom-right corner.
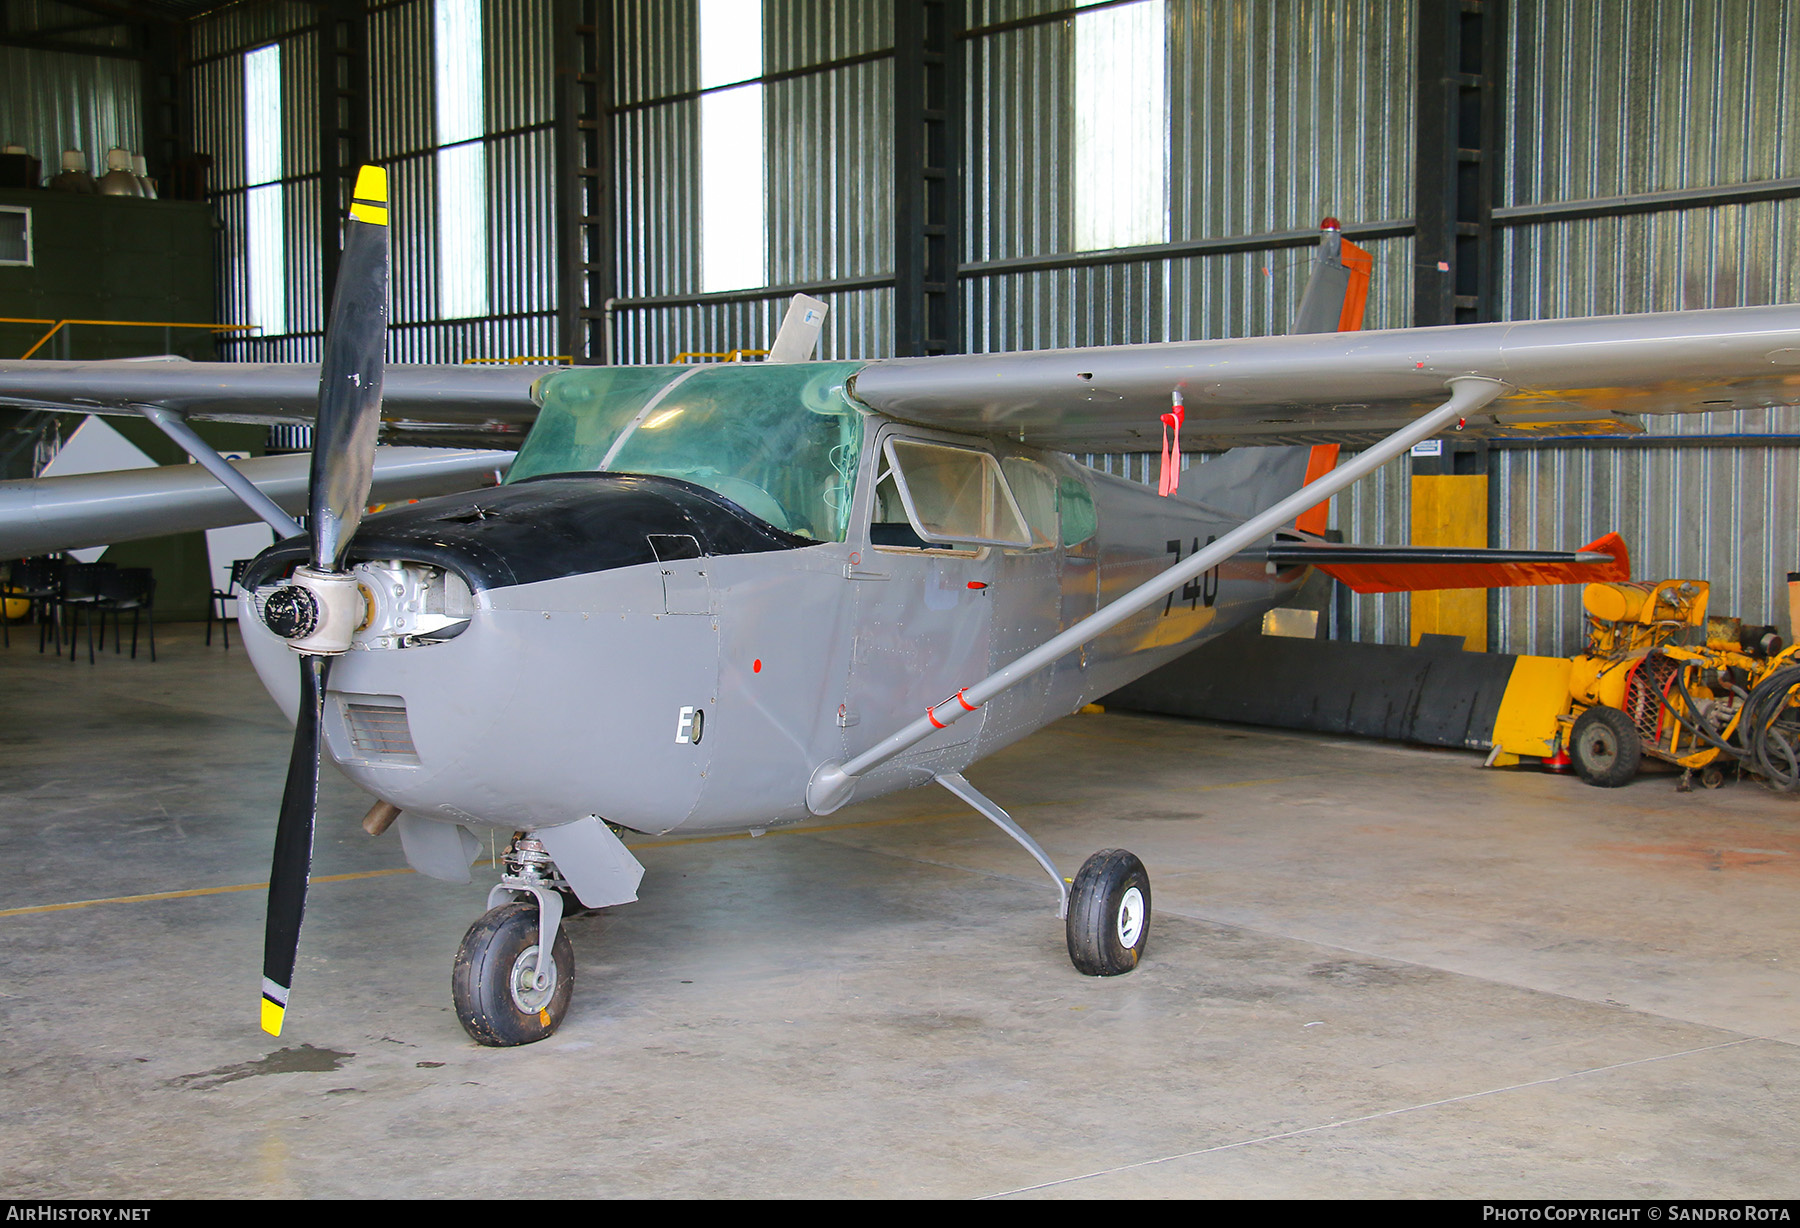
[
  {"x1": 0, "y1": 359, "x2": 552, "y2": 446},
  {"x1": 846, "y1": 304, "x2": 1800, "y2": 450},
  {"x1": 0, "y1": 445, "x2": 512, "y2": 558}
]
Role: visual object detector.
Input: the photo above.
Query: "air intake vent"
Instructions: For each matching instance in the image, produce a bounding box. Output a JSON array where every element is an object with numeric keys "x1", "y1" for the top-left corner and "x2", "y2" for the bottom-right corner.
[{"x1": 342, "y1": 700, "x2": 420, "y2": 765}]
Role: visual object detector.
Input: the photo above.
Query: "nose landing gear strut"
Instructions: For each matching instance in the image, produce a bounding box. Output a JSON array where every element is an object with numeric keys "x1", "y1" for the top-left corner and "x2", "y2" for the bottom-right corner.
[{"x1": 452, "y1": 834, "x2": 575, "y2": 1046}]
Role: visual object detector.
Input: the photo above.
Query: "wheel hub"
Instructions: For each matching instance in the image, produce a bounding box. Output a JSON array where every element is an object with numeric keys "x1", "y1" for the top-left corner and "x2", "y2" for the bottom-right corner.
[
  {"x1": 508, "y1": 944, "x2": 556, "y2": 1013},
  {"x1": 1116, "y1": 886, "x2": 1145, "y2": 948}
]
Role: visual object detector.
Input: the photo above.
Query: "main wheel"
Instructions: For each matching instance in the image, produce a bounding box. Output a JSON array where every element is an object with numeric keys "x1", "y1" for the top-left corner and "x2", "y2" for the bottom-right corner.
[
  {"x1": 452, "y1": 902, "x2": 575, "y2": 1046},
  {"x1": 1066, "y1": 849, "x2": 1151, "y2": 976},
  {"x1": 1570, "y1": 705, "x2": 1642, "y2": 788}
]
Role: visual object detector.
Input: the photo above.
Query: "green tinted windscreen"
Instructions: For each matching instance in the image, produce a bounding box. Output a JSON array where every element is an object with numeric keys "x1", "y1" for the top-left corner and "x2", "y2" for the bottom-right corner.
[
  {"x1": 508, "y1": 365, "x2": 687, "y2": 482},
  {"x1": 514, "y1": 361, "x2": 865, "y2": 542}
]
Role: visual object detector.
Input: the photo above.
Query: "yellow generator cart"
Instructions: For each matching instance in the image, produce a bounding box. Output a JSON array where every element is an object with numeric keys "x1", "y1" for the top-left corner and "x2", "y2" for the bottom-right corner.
[{"x1": 1565, "y1": 579, "x2": 1799, "y2": 789}]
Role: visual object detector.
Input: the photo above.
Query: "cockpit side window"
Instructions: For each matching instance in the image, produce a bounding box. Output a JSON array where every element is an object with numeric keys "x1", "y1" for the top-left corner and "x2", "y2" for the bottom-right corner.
[
  {"x1": 1001, "y1": 457, "x2": 1058, "y2": 549},
  {"x1": 876, "y1": 438, "x2": 1032, "y2": 549},
  {"x1": 871, "y1": 468, "x2": 932, "y2": 548},
  {"x1": 1058, "y1": 476, "x2": 1098, "y2": 546}
]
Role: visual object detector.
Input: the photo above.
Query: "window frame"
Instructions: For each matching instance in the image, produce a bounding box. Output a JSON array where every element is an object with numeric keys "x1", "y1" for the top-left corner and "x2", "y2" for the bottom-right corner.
[
  {"x1": 0, "y1": 206, "x2": 33, "y2": 267},
  {"x1": 876, "y1": 436, "x2": 1034, "y2": 551}
]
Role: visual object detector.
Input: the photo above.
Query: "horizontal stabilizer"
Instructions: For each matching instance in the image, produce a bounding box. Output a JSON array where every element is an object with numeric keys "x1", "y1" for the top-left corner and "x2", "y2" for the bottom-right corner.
[{"x1": 1268, "y1": 532, "x2": 1629, "y2": 594}]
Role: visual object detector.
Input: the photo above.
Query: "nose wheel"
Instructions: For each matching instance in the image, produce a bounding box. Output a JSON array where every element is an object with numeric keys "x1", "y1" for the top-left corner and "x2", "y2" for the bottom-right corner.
[{"x1": 451, "y1": 902, "x2": 574, "y2": 1046}]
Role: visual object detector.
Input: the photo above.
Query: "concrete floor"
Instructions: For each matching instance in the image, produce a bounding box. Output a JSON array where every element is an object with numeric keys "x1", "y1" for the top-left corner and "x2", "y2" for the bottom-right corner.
[{"x1": 2, "y1": 622, "x2": 1797, "y2": 1199}]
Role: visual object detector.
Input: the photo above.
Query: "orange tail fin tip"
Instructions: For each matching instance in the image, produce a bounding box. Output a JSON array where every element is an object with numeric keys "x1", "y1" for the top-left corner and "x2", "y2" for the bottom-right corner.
[{"x1": 1295, "y1": 444, "x2": 1340, "y2": 536}]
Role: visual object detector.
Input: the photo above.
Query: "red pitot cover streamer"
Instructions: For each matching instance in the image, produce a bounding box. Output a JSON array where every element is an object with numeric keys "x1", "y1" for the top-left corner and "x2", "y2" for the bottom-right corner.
[{"x1": 1159, "y1": 392, "x2": 1185, "y2": 496}]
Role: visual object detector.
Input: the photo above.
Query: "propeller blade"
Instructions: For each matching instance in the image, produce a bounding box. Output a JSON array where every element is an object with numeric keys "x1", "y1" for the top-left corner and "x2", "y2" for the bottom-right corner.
[
  {"x1": 310, "y1": 164, "x2": 390, "y2": 573},
  {"x1": 262, "y1": 654, "x2": 330, "y2": 1036}
]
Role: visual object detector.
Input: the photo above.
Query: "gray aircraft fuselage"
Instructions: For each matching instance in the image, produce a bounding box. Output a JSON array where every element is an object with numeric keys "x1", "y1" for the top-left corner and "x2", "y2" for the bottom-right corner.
[{"x1": 238, "y1": 362, "x2": 1310, "y2": 845}]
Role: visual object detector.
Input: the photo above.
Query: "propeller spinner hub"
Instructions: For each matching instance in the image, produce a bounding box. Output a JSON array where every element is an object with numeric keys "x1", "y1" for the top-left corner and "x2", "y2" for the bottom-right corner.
[
  {"x1": 262, "y1": 585, "x2": 320, "y2": 639},
  {"x1": 265, "y1": 566, "x2": 365, "y2": 655}
]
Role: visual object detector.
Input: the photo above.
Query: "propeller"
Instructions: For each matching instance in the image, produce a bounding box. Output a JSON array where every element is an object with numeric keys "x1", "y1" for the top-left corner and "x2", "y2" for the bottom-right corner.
[{"x1": 259, "y1": 165, "x2": 390, "y2": 1037}]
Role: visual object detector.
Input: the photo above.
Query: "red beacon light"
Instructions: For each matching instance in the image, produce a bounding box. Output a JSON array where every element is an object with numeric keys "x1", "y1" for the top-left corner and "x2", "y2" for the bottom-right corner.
[{"x1": 1319, "y1": 216, "x2": 1341, "y2": 231}]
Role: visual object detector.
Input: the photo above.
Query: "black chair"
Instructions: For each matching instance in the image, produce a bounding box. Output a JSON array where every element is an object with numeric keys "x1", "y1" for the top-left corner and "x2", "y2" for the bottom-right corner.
[
  {"x1": 206, "y1": 558, "x2": 252, "y2": 648},
  {"x1": 59, "y1": 561, "x2": 116, "y2": 664},
  {"x1": 5, "y1": 556, "x2": 67, "y2": 653},
  {"x1": 97, "y1": 567, "x2": 156, "y2": 662}
]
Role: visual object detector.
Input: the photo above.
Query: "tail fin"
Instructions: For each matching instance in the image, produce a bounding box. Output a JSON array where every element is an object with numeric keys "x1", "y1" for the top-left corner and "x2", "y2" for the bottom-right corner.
[
  {"x1": 1284, "y1": 218, "x2": 1368, "y2": 531},
  {"x1": 1290, "y1": 218, "x2": 1372, "y2": 335},
  {"x1": 1294, "y1": 444, "x2": 1339, "y2": 536}
]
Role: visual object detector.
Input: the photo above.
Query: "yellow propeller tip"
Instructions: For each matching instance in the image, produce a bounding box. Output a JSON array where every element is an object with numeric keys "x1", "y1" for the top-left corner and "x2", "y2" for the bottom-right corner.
[
  {"x1": 349, "y1": 165, "x2": 389, "y2": 226},
  {"x1": 260, "y1": 998, "x2": 286, "y2": 1036},
  {"x1": 352, "y1": 164, "x2": 387, "y2": 204}
]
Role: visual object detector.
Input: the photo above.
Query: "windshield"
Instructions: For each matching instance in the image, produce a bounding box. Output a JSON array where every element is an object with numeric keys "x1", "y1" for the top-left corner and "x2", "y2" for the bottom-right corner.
[{"x1": 510, "y1": 361, "x2": 865, "y2": 541}]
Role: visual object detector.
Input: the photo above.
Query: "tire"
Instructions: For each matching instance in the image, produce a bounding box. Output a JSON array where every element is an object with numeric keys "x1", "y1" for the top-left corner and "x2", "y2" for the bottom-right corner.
[
  {"x1": 1570, "y1": 705, "x2": 1642, "y2": 788},
  {"x1": 451, "y1": 902, "x2": 575, "y2": 1047},
  {"x1": 1065, "y1": 849, "x2": 1151, "y2": 976}
]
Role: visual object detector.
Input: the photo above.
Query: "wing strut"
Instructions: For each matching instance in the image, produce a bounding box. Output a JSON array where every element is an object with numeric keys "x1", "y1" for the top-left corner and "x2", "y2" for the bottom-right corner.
[
  {"x1": 136, "y1": 404, "x2": 304, "y2": 539},
  {"x1": 805, "y1": 376, "x2": 1508, "y2": 816}
]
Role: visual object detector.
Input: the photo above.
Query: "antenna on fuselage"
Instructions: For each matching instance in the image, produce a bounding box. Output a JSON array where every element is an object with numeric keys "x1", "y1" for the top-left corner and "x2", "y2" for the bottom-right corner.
[{"x1": 765, "y1": 293, "x2": 830, "y2": 363}]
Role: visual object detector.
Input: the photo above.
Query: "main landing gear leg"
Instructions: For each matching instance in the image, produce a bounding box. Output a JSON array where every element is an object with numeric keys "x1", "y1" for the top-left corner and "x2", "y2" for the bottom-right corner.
[
  {"x1": 452, "y1": 834, "x2": 574, "y2": 1046},
  {"x1": 934, "y1": 772, "x2": 1151, "y2": 977}
]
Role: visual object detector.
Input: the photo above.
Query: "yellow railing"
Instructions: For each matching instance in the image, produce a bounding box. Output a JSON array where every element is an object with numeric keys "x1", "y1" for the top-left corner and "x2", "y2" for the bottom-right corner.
[
  {"x1": 455, "y1": 350, "x2": 769, "y2": 367},
  {"x1": 670, "y1": 348, "x2": 768, "y2": 364},
  {"x1": 2, "y1": 317, "x2": 259, "y2": 360}
]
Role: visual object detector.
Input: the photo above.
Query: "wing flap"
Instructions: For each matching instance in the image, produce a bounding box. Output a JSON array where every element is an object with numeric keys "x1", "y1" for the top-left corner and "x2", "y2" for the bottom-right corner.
[{"x1": 1269, "y1": 532, "x2": 1630, "y2": 594}]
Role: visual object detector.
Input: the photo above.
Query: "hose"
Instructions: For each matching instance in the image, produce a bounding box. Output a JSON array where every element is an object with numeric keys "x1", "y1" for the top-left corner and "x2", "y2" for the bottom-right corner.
[
  {"x1": 1662, "y1": 666, "x2": 1738, "y2": 757},
  {"x1": 1653, "y1": 658, "x2": 1800, "y2": 790},
  {"x1": 1737, "y1": 664, "x2": 1800, "y2": 791}
]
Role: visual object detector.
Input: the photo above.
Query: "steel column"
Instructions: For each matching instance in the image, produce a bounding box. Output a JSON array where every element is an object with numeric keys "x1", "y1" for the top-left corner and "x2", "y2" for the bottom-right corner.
[
  {"x1": 318, "y1": 0, "x2": 369, "y2": 307},
  {"x1": 555, "y1": 0, "x2": 613, "y2": 364},
  {"x1": 1413, "y1": 0, "x2": 1503, "y2": 327},
  {"x1": 138, "y1": 18, "x2": 187, "y2": 191},
  {"x1": 893, "y1": 0, "x2": 961, "y2": 357}
]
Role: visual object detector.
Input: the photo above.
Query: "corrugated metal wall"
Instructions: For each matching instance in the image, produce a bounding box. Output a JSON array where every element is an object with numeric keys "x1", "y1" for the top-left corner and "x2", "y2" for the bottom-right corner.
[
  {"x1": 608, "y1": 0, "x2": 896, "y2": 363},
  {"x1": 2, "y1": 1, "x2": 139, "y2": 180},
  {"x1": 190, "y1": 0, "x2": 559, "y2": 365},
  {"x1": 161, "y1": 0, "x2": 1800, "y2": 650},
  {"x1": 966, "y1": 0, "x2": 1800, "y2": 652},
  {"x1": 193, "y1": 4, "x2": 323, "y2": 363},
  {"x1": 1489, "y1": 0, "x2": 1800, "y2": 654}
]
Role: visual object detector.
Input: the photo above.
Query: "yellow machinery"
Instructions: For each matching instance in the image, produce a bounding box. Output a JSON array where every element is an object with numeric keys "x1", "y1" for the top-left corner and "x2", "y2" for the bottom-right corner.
[{"x1": 1561, "y1": 579, "x2": 1800, "y2": 789}]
